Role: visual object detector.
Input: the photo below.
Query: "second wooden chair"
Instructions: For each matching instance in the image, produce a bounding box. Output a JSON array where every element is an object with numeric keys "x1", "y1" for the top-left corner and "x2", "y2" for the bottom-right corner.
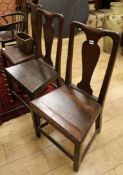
[{"x1": 5, "y1": 5, "x2": 64, "y2": 108}]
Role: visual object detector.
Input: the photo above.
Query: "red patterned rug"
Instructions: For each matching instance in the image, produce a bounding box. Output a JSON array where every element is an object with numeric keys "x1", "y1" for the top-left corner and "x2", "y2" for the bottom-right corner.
[{"x1": 0, "y1": 50, "x2": 55, "y2": 124}]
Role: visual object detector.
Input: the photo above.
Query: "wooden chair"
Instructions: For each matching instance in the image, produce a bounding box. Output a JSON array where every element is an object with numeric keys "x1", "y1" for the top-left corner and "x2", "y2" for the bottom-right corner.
[
  {"x1": 0, "y1": 0, "x2": 30, "y2": 48},
  {"x1": 30, "y1": 22, "x2": 120, "y2": 171},
  {"x1": 5, "y1": 7, "x2": 64, "y2": 107},
  {"x1": 0, "y1": 12, "x2": 26, "y2": 48},
  {"x1": 1, "y1": 2, "x2": 40, "y2": 66}
]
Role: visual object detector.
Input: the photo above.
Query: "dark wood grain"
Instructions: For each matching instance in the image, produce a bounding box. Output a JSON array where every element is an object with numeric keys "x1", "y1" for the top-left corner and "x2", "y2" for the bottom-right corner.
[
  {"x1": 6, "y1": 58, "x2": 58, "y2": 95},
  {"x1": 2, "y1": 45, "x2": 35, "y2": 64},
  {"x1": 31, "y1": 85, "x2": 101, "y2": 142}
]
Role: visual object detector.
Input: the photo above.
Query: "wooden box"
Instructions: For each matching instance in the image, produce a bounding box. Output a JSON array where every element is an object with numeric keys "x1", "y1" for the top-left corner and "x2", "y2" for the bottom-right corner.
[{"x1": 16, "y1": 32, "x2": 34, "y2": 54}]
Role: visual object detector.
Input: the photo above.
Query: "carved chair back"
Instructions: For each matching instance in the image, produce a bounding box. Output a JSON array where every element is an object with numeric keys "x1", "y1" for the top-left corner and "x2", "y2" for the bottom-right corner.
[
  {"x1": 65, "y1": 21, "x2": 120, "y2": 105},
  {"x1": 36, "y1": 8, "x2": 64, "y2": 76}
]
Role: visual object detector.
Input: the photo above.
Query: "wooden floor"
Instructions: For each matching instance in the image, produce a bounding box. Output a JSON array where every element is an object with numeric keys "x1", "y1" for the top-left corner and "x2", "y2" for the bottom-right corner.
[{"x1": 0, "y1": 34, "x2": 123, "y2": 175}]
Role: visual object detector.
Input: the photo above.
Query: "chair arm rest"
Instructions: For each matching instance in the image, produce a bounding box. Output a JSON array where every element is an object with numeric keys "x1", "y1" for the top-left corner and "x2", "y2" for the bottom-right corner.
[{"x1": 0, "y1": 20, "x2": 24, "y2": 31}]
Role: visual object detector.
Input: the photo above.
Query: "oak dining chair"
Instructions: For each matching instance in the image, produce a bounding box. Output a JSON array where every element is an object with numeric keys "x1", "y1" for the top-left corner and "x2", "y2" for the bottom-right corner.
[
  {"x1": 5, "y1": 6, "x2": 64, "y2": 108},
  {"x1": 30, "y1": 21, "x2": 120, "y2": 171}
]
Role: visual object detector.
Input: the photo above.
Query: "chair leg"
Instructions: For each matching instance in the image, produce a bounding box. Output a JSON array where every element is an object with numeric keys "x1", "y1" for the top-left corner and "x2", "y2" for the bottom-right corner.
[
  {"x1": 6, "y1": 73, "x2": 18, "y2": 101},
  {"x1": 73, "y1": 142, "x2": 82, "y2": 171},
  {"x1": 95, "y1": 112, "x2": 103, "y2": 133},
  {"x1": 2, "y1": 42, "x2": 5, "y2": 48},
  {"x1": 31, "y1": 110, "x2": 41, "y2": 137},
  {"x1": 1, "y1": 54, "x2": 8, "y2": 68}
]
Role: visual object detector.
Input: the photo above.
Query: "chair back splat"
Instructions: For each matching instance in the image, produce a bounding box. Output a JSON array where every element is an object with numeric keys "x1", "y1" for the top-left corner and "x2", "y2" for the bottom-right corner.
[
  {"x1": 65, "y1": 22, "x2": 120, "y2": 106},
  {"x1": 30, "y1": 22, "x2": 120, "y2": 171},
  {"x1": 37, "y1": 8, "x2": 64, "y2": 73}
]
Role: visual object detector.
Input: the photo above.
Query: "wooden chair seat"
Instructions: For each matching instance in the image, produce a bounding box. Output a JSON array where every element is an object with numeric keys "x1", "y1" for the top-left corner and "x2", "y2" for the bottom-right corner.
[
  {"x1": 0, "y1": 31, "x2": 16, "y2": 42},
  {"x1": 5, "y1": 58, "x2": 58, "y2": 95},
  {"x1": 31, "y1": 85, "x2": 101, "y2": 142},
  {"x1": 2, "y1": 44, "x2": 35, "y2": 65}
]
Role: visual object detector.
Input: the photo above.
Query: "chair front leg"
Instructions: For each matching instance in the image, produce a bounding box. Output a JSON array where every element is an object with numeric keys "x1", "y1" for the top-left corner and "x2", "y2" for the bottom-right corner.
[
  {"x1": 31, "y1": 109, "x2": 41, "y2": 137},
  {"x1": 5, "y1": 73, "x2": 17, "y2": 101},
  {"x1": 73, "y1": 142, "x2": 82, "y2": 171},
  {"x1": 95, "y1": 112, "x2": 103, "y2": 133}
]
